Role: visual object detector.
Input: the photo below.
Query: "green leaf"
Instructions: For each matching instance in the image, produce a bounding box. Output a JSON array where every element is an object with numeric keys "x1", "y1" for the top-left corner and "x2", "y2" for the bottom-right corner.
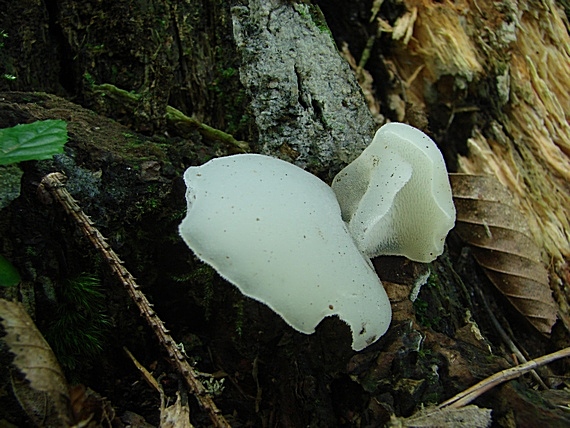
[
  {"x1": 0, "y1": 120, "x2": 68, "y2": 165},
  {"x1": 0, "y1": 255, "x2": 21, "y2": 287}
]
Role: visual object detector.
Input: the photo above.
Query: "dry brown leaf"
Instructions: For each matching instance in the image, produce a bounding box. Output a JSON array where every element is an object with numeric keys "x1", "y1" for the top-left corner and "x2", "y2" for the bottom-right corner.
[
  {"x1": 449, "y1": 174, "x2": 557, "y2": 334},
  {"x1": 0, "y1": 298, "x2": 71, "y2": 427},
  {"x1": 69, "y1": 385, "x2": 116, "y2": 428},
  {"x1": 388, "y1": 404, "x2": 492, "y2": 428},
  {"x1": 160, "y1": 392, "x2": 194, "y2": 428}
]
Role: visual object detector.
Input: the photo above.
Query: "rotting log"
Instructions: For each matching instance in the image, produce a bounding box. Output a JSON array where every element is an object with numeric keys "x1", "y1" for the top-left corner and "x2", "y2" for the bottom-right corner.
[{"x1": 367, "y1": 0, "x2": 570, "y2": 329}]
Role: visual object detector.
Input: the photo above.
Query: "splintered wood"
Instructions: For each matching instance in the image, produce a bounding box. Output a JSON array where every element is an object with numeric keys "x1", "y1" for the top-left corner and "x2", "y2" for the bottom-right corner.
[
  {"x1": 39, "y1": 172, "x2": 231, "y2": 428},
  {"x1": 388, "y1": 0, "x2": 570, "y2": 328}
]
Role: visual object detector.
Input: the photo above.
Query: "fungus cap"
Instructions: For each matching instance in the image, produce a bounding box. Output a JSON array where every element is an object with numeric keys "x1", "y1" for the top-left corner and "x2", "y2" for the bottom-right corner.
[
  {"x1": 332, "y1": 122, "x2": 456, "y2": 262},
  {"x1": 179, "y1": 154, "x2": 391, "y2": 351}
]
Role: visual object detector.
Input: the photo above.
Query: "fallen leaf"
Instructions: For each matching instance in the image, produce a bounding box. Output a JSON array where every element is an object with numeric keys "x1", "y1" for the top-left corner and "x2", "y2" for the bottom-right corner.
[
  {"x1": 0, "y1": 298, "x2": 71, "y2": 427},
  {"x1": 69, "y1": 385, "x2": 116, "y2": 428},
  {"x1": 450, "y1": 174, "x2": 557, "y2": 334},
  {"x1": 388, "y1": 404, "x2": 492, "y2": 428},
  {"x1": 161, "y1": 391, "x2": 194, "y2": 428}
]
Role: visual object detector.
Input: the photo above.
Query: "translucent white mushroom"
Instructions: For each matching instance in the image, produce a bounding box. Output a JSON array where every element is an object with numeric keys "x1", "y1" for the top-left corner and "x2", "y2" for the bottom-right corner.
[
  {"x1": 332, "y1": 122, "x2": 456, "y2": 262},
  {"x1": 179, "y1": 123, "x2": 456, "y2": 351},
  {"x1": 179, "y1": 154, "x2": 391, "y2": 351}
]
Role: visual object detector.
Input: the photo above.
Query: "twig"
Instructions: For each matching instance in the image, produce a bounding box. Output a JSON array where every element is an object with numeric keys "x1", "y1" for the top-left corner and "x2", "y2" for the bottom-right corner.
[
  {"x1": 39, "y1": 172, "x2": 231, "y2": 428},
  {"x1": 438, "y1": 346, "x2": 570, "y2": 409},
  {"x1": 123, "y1": 346, "x2": 161, "y2": 394},
  {"x1": 124, "y1": 347, "x2": 195, "y2": 428},
  {"x1": 474, "y1": 283, "x2": 549, "y2": 389},
  {"x1": 93, "y1": 83, "x2": 250, "y2": 153}
]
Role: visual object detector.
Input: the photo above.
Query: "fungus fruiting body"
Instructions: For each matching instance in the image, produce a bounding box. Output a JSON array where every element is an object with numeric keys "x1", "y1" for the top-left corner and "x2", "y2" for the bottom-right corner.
[
  {"x1": 332, "y1": 122, "x2": 456, "y2": 262},
  {"x1": 179, "y1": 154, "x2": 391, "y2": 351},
  {"x1": 179, "y1": 123, "x2": 455, "y2": 350}
]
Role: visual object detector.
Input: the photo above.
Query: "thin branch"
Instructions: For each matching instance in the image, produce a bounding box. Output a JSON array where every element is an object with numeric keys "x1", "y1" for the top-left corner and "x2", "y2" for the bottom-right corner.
[
  {"x1": 93, "y1": 83, "x2": 250, "y2": 153},
  {"x1": 474, "y1": 282, "x2": 549, "y2": 389},
  {"x1": 39, "y1": 172, "x2": 231, "y2": 428},
  {"x1": 438, "y1": 347, "x2": 570, "y2": 409}
]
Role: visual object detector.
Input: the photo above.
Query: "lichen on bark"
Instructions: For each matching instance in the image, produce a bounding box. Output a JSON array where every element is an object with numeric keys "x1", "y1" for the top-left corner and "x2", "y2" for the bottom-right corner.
[{"x1": 231, "y1": 0, "x2": 376, "y2": 178}]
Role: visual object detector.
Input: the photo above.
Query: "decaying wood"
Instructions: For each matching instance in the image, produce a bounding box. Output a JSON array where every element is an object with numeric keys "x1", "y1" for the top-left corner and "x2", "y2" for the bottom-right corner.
[
  {"x1": 38, "y1": 172, "x2": 231, "y2": 428},
  {"x1": 231, "y1": 0, "x2": 377, "y2": 172},
  {"x1": 386, "y1": 0, "x2": 570, "y2": 326}
]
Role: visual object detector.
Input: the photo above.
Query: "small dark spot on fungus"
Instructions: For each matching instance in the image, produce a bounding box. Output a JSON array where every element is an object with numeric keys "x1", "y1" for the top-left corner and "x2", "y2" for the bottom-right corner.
[{"x1": 329, "y1": 304, "x2": 334, "y2": 310}]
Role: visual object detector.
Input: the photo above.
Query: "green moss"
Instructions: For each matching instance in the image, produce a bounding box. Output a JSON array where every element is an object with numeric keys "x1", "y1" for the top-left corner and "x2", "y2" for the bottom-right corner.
[
  {"x1": 0, "y1": 30, "x2": 16, "y2": 81},
  {"x1": 208, "y1": 63, "x2": 251, "y2": 137},
  {"x1": 45, "y1": 273, "x2": 110, "y2": 376},
  {"x1": 83, "y1": 72, "x2": 96, "y2": 87},
  {"x1": 421, "y1": 392, "x2": 441, "y2": 405},
  {"x1": 307, "y1": 4, "x2": 332, "y2": 35},
  {"x1": 426, "y1": 270, "x2": 442, "y2": 290},
  {"x1": 0, "y1": 30, "x2": 7, "y2": 48},
  {"x1": 168, "y1": 207, "x2": 187, "y2": 223},
  {"x1": 294, "y1": 3, "x2": 332, "y2": 35},
  {"x1": 172, "y1": 265, "x2": 216, "y2": 320},
  {"x1": 24, "y1": 246, "x2": 37, "y2": 257},
  {"x1": 133, "y1": 197, "x2": 161, "y2": 221},
  {"x1": 413, "y1": 270, "x2": 453, "y2": 331}
]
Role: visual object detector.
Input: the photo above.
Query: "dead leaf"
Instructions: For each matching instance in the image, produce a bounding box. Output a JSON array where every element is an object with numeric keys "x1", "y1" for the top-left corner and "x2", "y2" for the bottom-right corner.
[
  {"x1": 388, "y1": 404, "x2": 492, "y2": 428},
  {"x1": 69, "y1": 385, "x2": 116, "y2": 427},
  {"x1": 0, "y1": 298, "x2": 71, "y2": 427},
  {"x1": 450, "y1": 174, "x2": 557, "y2": 334},
  {"x1": 161, "y1": 392, "x2": 194, "y2": 428}
]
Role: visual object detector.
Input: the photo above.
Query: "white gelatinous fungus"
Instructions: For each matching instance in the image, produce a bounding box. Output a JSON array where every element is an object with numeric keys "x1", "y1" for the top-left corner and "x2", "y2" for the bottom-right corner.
[
  {"x1": 179, "y1": 154, "x2": 391, "y2": 351},
  {"x1": 332, "y1": 122, "x2": 456, "y2": 263},
  {"x1": 179, "y1": 123, "x2": 456, "y2": 351}
]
